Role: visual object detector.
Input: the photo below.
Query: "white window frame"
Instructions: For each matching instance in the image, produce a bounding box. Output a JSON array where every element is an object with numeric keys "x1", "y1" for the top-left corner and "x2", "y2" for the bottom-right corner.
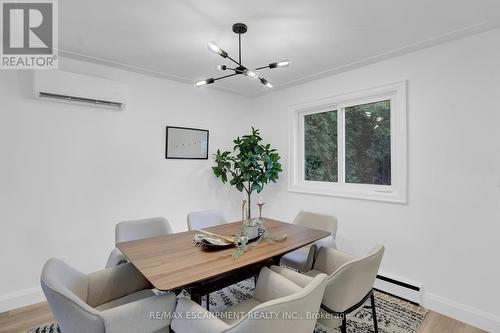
[{"x1": 288, "y1": 81, "x2": 407, "y2": 203}]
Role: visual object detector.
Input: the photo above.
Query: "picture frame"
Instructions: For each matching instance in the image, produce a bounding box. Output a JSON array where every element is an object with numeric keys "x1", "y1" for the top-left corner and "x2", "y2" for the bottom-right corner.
[{"x1": 165, "y1": 126, "x2": 209, "y2": 160}]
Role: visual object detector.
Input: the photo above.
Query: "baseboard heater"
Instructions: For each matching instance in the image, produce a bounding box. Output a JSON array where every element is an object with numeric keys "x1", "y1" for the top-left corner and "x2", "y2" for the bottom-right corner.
[{"x1": 374, "y1": 274, "x2": 422, "y2": 305}]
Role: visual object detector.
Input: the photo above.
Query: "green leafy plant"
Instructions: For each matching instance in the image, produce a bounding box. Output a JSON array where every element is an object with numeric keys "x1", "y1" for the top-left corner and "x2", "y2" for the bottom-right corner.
[{"x1": 212, "y1": 128, "x2": 282, "y2": 218}]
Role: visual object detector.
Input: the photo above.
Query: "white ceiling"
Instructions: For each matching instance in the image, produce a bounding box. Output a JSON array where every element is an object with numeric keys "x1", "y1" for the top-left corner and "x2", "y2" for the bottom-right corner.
[{"x1": 59, "y1": 0, "x2": 500, "y2": 96}]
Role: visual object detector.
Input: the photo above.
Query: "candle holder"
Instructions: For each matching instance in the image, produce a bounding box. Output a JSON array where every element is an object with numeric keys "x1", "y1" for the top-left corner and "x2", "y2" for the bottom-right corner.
[
  {"x1": 241, "y1": 200, "x2": 247, "y2": 221},
  {"x1": 257, "y1": 202, "x2": 265, "y2": 221}
]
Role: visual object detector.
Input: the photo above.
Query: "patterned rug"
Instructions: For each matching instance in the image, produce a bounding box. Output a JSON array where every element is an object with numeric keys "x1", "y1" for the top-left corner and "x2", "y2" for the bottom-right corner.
[{"x1": 28, "y1": 279, "x2": 427, "y2": 333}]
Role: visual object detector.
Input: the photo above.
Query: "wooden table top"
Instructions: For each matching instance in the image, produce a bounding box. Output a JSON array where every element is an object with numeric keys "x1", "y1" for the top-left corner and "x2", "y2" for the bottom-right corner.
[{"x1": 117, "y1": 218, "x2": 330, "y2": 291}]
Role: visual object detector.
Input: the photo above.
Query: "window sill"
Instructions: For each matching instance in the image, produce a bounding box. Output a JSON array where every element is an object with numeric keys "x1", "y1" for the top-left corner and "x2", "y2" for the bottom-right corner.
[{"x1": 288, "y1": 183, "x2": 407, "y2": 204}]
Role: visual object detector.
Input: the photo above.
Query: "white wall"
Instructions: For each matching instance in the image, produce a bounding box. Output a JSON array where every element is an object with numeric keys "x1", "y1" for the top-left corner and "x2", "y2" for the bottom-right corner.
[
  {"x1": 0, "y1": 57, "x2": 252, "y2": 310},
  {"x1": 251, "y1": 29, "x2": 500, "y2": 331}
]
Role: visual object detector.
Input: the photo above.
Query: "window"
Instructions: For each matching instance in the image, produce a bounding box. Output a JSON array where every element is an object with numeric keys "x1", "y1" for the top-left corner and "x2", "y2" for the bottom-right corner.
[
  {"x1": 289, "y1": 82, "x2": 407, "y2": 203},
  {"x1": 304, "y1": 110, "x2": 338, "y2": 182},
  {"x1": 345, "y1": 100, "x2": 391, "y2": 185}
]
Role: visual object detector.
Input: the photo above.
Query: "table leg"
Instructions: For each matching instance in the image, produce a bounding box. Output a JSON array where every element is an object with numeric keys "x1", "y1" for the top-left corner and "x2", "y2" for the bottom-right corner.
[
  {"x1": 272, "y1": 254, "x2": 284, "y2": 266},
  {"x1": 185, "y1": 259, "x2": 274, "y2": 307},
  {"x1": 190, "y1": 290, "x2": 202, "y2": 305}
]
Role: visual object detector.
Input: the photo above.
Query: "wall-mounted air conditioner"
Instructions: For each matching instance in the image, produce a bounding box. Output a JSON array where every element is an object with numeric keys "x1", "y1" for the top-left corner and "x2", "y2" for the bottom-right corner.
[{"x1": 33, "y1": 70, "x2": 127, "y2": 110}]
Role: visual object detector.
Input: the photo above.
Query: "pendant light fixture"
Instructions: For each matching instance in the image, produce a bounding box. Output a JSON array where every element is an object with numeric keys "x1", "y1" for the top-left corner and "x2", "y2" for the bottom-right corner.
[{"x1": 195, "y1": 23, "x2": 289, "y2": 89}]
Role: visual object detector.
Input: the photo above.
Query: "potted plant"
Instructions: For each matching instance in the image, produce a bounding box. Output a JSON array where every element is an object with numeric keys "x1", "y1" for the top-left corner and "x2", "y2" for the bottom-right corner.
[{"x1": 212, "y1": 127, "x2": 282, "y2": 221}]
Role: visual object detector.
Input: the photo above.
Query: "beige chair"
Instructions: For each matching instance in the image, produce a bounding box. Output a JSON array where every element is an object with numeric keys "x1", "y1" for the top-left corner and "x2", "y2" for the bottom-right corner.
[
  {"x1": 171, "y1": 266, "x2": 328, "y2": 333},
  {"x1": 41, "y1": 258, "x2": 176, "y2": 333},
  {"x1": 186, "y1": 210, "x2": 228, "y2": 310},
  {"x1": 106, "y1": 217, "x2": 172, "y2": 268},
  {"x1": 280, "y1": 211, "x2": 338, "y2": 272},
  {"x1": 273, "y1": 244, "x2": 384, "y2": 333},
  {"x1": 187, "y1": 209, "x2": 227, "y2": 231}
]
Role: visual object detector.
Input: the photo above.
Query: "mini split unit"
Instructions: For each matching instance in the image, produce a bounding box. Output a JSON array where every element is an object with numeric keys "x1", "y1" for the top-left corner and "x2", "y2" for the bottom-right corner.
[{"x1": 33, "y1": 70, "x2": 127, "y2": 110}]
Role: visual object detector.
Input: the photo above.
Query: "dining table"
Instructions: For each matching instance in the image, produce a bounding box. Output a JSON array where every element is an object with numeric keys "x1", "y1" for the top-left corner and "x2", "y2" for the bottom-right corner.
[{"x1": 117, "y1": 218, "x2": 331, "y2": 305}]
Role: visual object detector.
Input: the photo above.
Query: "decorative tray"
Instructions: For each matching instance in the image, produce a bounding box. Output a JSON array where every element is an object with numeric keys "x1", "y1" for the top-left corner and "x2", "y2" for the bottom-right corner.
[{"x1": 193, "y1": 229, "x2": 262, "y2": 249}]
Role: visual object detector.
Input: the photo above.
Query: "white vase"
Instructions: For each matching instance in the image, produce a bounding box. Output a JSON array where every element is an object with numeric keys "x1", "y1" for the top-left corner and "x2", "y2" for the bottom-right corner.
[{"x1": 247, "y1": 225, "x2": 259, "y2": 239}]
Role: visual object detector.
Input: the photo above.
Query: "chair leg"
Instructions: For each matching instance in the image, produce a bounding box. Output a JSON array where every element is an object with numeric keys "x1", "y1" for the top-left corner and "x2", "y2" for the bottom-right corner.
[
  {"x1": 371, "y1": 292, "x2": 379, "y2": 333},
  {"x1": 341, "y1": 315, "x2": 347, "y2": 333},
  {"x1": 206, "y1": 294, "x2": 210, "y2": 310}
]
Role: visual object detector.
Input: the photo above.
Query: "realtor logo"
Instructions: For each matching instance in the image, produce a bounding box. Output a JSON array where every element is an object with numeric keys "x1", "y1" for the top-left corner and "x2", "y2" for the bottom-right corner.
[{"x1": 1, "y1": 0, "x2": 58, "y2": 69}]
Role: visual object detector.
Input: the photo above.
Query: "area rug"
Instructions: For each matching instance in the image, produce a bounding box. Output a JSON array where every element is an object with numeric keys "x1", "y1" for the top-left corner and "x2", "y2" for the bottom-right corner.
[{"x1": 28, "y1": 278, "x2": 427, "y2": 333}]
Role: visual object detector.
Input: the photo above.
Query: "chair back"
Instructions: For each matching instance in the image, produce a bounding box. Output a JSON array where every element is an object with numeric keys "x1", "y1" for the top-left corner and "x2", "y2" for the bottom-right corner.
[
  {"x1": 227, "y1": 272, "x2": 328, "y2": 333},
  {"x1": 41, "y1": 258, "x2": 104, "y2": 333},
  {"x1": 187, "y1": 209, "x2": 226, "y2": 230},
  {"x1": 115, "y1": 217, "x2": 172, "y2": 243},
  {"x1": 319, "y1": 245, "x2": 384, "y2": 313},
  {"x1": 294, "y1": 211, "x2": 338, "y2": 245}
]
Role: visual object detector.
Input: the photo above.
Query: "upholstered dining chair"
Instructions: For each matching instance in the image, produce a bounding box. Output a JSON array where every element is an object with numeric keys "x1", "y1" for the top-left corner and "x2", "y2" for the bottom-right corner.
[
  {"x1": 106, "y1": 217, "x2": 172, "y2": 268},
  {"x1": 272, "y1": 244, "x2": 385, "y2": 333},
  {"x1": 41, "y1": 258, "x2": 176, "y2": 333},
  {"x1": 187, "y1": 209, "x2": 227, "y2": 231},
  {"x1": 186, "y1": 210, "x2": 227, "y2": 310},
  {"x1": 280, "y1": 211, "x2": 338, "y2": 272},
  {"x1": 171, "y1": 266, "x2": 328, "y2": 333}
]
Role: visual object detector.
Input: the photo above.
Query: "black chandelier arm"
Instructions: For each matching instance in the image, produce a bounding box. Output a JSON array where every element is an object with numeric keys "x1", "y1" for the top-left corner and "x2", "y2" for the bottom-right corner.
[
  {"x1": 226, "y1": 55, "x2": 241, "y2": 66},
  {"x1": 224, "y1": 67, "x2": 241, "y2": 72},
  {"x1": 258, "y1": 76, "x2": 273, "y2": 88},
  {"x1": 254, "y1": 60, "x2": 290, "y2": 71},
  {"x1": 254, "y1": 65, "x2": 270, "y2": 70},
  {"x1": 223, "y1": 66, "x2": 246, "y2": 74},
  {"x1": 214, "y1": 73, "x2": 238, "y2": 81}
]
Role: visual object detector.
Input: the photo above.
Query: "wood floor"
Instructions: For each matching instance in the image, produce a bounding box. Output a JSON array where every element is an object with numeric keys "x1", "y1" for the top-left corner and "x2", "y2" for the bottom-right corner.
[
  {"x1": 0, "y1": 301, "x2": 487, "y2": 333},
  {"x1": 0, "y1": 302, "x2": 54, "y2": 333},
  {"x1": 417, "y1": 311, "x2": 488, "y2": 333}
]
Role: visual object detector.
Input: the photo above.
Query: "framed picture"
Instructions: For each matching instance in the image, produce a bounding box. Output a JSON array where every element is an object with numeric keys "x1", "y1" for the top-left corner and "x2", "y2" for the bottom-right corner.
[{"x1": 165, "y1": 126, "x2": 209, "y2": 159}]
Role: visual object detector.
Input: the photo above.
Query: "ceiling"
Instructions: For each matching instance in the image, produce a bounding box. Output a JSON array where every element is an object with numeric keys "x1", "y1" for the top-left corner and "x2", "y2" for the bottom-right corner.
[{"x1": 59, "y1": 0, "x2": 500, "y2": 97}]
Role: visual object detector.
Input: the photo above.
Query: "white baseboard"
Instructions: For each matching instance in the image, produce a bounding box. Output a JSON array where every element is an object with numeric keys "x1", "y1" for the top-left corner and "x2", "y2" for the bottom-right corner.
[
  {"x1": 0, "y1": 287, "x2": 45, "y2": 313},
  {"x1": 423, "y1": 292, "x2": 500, "y2": 332}
]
